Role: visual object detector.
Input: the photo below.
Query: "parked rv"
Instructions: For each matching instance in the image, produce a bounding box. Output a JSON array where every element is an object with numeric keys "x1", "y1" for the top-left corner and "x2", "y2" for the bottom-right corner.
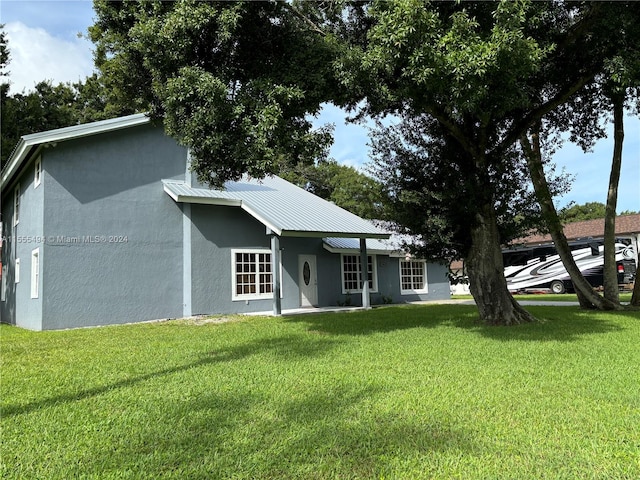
[{"x1": 503, "y1": 240, "x2": 636, "y2": 294}]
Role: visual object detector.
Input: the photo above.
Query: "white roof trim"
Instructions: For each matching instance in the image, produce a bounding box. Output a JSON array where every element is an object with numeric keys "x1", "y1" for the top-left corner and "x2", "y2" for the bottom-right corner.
[
  {"x1": 1, "y1": 113, "x2": 150, "y2": 191},
  {"x1": 322, "y1": 243, "x2": 392, "y2": 256},
  {"x1": 162, "y1": 182, "x2": 242, "y2": 207},
  {"x1": 240, "y1": 202, "x2": 283, "y2": 236}
]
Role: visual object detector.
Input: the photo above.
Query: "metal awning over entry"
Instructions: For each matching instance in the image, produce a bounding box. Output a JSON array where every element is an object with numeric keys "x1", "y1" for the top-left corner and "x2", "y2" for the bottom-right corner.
[{"x1": 163, "y1": 175, "x2": 391, "y2": 315}]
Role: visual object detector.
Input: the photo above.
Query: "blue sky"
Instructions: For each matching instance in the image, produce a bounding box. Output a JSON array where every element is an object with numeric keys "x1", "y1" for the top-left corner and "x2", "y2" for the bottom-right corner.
[{"x1": 2, "y1": 0, "x2": 638, "y2": 213}]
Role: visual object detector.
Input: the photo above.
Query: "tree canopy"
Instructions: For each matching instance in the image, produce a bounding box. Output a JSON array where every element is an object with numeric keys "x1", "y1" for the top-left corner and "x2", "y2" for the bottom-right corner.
[
  {"x1": 89, "y1": 0, "x2": 339, "y2": 188},
  {"x1": 282, "y1": 159, "x2": 389, "y2": 220}
]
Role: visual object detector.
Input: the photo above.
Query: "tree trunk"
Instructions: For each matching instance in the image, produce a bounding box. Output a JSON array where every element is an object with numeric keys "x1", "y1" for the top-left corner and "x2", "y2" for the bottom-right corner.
[
  {"x1": 631, "y1": 255, "x2": 640, "y2": 306},
  {"x1": 603, "y1": 93, "x2": 624, "y2": 305},
  {"x1": 520, "y1": 126, "x2": 620, "y2": 310},
  {"x1": 466, "y1": 201, "x2": 537, "y2": 325}
]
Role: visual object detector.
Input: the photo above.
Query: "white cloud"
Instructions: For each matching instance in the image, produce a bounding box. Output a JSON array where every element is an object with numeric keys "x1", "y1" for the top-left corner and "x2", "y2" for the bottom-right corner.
[{"x1": 2, "y1": 21, "x2": 95, "y2": 94}]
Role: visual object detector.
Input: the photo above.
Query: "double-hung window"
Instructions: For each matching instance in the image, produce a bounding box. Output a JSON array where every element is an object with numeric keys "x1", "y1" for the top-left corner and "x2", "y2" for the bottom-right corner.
[
  {"x1": 341, "y1": 254, "x2": 377, "y2": 293},
  {"x1": 31, "y1": 248, "x2": 40, "y2": 299},
  {"x1": 1, "y1": 265, "x2": 7, "y2": 302},
  {"x1": 399, "y1": 259, "x2": 428, "y2": 294},
  {"x1": 232, "y1": 249, "x2": 278, "y2": 301},
  {"x1": 34, "y1": 156, "x2": 42, "y2": 187},
  {"x1": 14, "y1": 184, "x2": 20, "y2": 226}
]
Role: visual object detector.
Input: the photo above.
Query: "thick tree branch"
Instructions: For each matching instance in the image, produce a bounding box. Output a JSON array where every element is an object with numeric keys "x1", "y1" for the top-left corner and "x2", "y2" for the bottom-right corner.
[
  {"x1": 499, "y1": 71, "x2": 596, "y2": 155},
  {"x1": 286, "y1": 3, "x2": 328, "y2": 37}
]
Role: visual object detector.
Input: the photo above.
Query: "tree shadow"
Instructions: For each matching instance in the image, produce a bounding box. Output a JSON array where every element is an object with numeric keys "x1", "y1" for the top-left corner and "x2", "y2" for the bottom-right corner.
[
  {"x1": 286, "y1": 304, "x2": 631, "y2": 343},
  {"x1": 1, "y1": 333, "x2": 342, "y2": 418},
  {"x1": 457, "y1": 306, "x2": 630, "y2": 342},
  {"x1": 285, "y1": 304, "x2": 479, "y2": 336},
  {"x1": 80, "y1": 382, "x2": 480, "y2": 479}
]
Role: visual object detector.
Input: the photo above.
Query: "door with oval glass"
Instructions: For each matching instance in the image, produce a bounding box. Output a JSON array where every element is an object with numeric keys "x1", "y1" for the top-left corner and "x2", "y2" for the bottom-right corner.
[{"x1": 298, "y1": 254, "x2": 318, "y2": 307}]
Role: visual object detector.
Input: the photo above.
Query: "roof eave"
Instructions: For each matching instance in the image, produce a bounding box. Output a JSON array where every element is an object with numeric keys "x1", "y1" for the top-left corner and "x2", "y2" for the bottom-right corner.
[
  {"x1": 280, "y1": 230, "x2": 391, "y2": 239},
  {"x1": 1, "y1": 113, "x2": 150, "y2": 191},
  {"x1": 163, "y1": 183, "x2": 242, "y2": 207}
]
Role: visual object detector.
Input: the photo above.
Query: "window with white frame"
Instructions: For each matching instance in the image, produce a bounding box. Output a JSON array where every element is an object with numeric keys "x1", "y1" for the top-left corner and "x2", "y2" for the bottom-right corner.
[
  {"x1": 399, "y1": 259, "x2": 428, "y2": 294},
  {"x1": 15, "y1": 258, "x2": 20, "y2": 284},
  {"x1": 1, "y1": 265, "x2": 7, "y2": 302},
  {"x1": 341, "y1": 254, "x2": 377, "y2": 293},
  {"x1": 34, "y1": 156, "x2": 42, "y2": 187},
  {"x1": 14, "y1": 184, "x2": 20, "y2": 225},
  {"x1": 31, "y1": 248, "x2": 40, "y2": 299},
  {"x1": 232, "y1": 249, "x2": 276, "y2": 300}
]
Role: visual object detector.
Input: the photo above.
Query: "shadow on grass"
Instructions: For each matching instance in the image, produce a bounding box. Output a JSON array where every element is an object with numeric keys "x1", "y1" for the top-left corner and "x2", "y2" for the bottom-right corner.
[
  {"x1": 286, "y1": 304, "x2": 479, "y2": 335},
  {"x1": 81, "y1": 382, "x2": 478, "y2": 479},
  {"x1": 286, "y1": 304, "x2": 628, "y2": 343},
  {"x1": 1, "y1": 333, "x2": 342, "y2": 418},
  {"x1": 464, "y1": 306, "x2": 629, "y2": 342}
]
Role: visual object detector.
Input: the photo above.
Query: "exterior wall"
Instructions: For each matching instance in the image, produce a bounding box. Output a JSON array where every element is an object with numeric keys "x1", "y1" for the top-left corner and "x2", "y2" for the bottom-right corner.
[
  {"x1": 189, "y1": 203, "x2": 450, "y2": 316},
  {"x1": 39, "y1": 124, "x2": 186, "y2": 329},
  {"x1": 327, "y1": 256, "x2": 451, "y2": 307},
  {"x1": 1, "y1": 156, "x2": 44, "y2": 329},
  {"x1": 190, "y1": 204, "x2": 336, "y2": 314}
]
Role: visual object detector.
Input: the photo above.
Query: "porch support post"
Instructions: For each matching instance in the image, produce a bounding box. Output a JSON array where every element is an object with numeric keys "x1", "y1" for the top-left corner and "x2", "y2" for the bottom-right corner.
[
  {"x1": 182, "y1": 149, "x2": 193, "y2": 318},
  {"x1": 360, "y1": 237, "x2": 371, "y2": 309},
  {"x1": 270, "y1": 230, "x2": 282, "y2": 316},
  {"x1": 182, "y1": 203, "x2": 192, "y2": 318}
]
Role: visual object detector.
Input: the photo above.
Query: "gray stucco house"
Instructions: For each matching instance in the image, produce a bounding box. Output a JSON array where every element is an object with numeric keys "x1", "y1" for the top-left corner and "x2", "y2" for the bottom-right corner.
[{"x1": 1, "y1": 114, "x2": 450, "y2": 330}]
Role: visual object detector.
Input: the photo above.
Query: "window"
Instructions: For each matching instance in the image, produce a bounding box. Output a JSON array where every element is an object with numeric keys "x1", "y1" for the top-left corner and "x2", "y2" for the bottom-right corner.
[
  {"x1": 15, "y1": 259, "x2": 20, "y2": 284},
  {"x1": 14, "y1": 184, "x2": 20, "y2": 226},
  {"x1": 1, "y1": 265, "x2": 6, "y2": 302},
  {"x1": 232, "y1": 250, "x2": 277, "y2": 300},
  {"x1": 400, "y1": 259, "x2": 428, "y2": 294},
  {"x1": 31, "y1": 248, "x2": 39, "y2": 299},
  {"x1": 341, "y1": 254, "x2": 377, "y2": 293},
  {"x1": 34, "y1": 156, "x2": 42, "y2": 187}
]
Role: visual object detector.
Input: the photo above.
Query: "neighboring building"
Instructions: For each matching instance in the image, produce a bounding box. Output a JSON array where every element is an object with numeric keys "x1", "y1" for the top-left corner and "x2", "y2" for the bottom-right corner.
[
  {"x1": 513, "y1": 214, "x2": 640, "y2": 258},
  {"x1": 1, "y1": 114, "x2": 450, "y2": 330},
  {"x1": 449, "y1": 214, "x2": 640, "y2": 294}
]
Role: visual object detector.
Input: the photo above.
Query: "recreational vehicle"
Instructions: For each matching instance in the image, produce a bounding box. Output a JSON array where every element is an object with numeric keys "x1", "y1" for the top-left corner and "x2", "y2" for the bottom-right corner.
[{"x1": 502, "y1": 240, "x2": 636, "y2": 294}]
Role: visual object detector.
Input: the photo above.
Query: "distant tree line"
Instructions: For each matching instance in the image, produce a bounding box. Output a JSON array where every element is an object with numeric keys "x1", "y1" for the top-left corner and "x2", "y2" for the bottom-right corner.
[{"x1": 0, "y1": 26, "x2": 135, "y2": 169}]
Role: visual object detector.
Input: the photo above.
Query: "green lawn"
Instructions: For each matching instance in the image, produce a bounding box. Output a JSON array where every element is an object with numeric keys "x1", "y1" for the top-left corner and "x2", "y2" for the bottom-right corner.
[{"x1": 2, "y1": 305, "x2": 640, "y2": 479}]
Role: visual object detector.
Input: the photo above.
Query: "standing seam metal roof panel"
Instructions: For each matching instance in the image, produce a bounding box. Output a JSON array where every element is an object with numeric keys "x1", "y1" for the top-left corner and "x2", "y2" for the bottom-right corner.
[{"x1": 162, "y1": 176, "x2": 390, "y2": 238}]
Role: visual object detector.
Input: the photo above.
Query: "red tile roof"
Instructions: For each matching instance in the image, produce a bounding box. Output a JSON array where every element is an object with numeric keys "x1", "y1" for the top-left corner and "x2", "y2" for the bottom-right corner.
[
  {"x1": 515, "y1": 214, "x2": 640, "y2": 246},
  {"x1": 450, "y1": 214, "x2": 640, "y2": 272}
]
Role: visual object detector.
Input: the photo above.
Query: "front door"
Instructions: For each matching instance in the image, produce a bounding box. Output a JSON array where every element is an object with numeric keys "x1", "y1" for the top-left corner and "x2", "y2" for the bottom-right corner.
[{"x1": 298, "y1": 255, "x2": 318, "y2": 307}]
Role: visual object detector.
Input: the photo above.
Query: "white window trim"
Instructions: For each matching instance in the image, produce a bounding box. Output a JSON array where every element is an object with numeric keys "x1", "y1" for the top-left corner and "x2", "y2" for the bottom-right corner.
[
  {"x1": 15, "y1": 258, "x2": 20, "y2": 284},
  {"x1": 1, "y1": 265, "x2": 7, "y2": 302},
  {"x1": 14, "y1": 183, "x2": 20, "y2": 226},
  {"x1": 31, "y1": 248, "x2": 40, "y2": 299},
  {"x1": 399, "y1": 259, "x2": 429, "y2": 295},
  {"x1": 231, "y1": 249, "x2": 283, "y2": 301},
  {"x1": 340, "y1": 254, "x2": 378, "y2": 294},
  {"x1": 34, "y1": 156, "x2": 42, "y2": 188}
]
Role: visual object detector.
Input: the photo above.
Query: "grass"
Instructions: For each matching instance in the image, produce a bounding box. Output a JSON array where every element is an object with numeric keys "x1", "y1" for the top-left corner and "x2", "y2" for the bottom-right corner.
[
  {"x1": 2, "y1": 304, "x2": 640, "y2": 479},
  {"x1": 453, "y1": 293, "x2": 634, "y2": 303}
]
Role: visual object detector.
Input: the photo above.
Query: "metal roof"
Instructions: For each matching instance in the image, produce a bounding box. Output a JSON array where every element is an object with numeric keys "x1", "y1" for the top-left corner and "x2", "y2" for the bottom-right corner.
[
  {"x1": 163, "y1": 177, "x2": 391, "y2": 239},
  {"x1": 323, "y1": 237, "x2": 400, "y2": 255},
  {"x1": 1, "y1": 113, "x2": 150, "y2": 191}
]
